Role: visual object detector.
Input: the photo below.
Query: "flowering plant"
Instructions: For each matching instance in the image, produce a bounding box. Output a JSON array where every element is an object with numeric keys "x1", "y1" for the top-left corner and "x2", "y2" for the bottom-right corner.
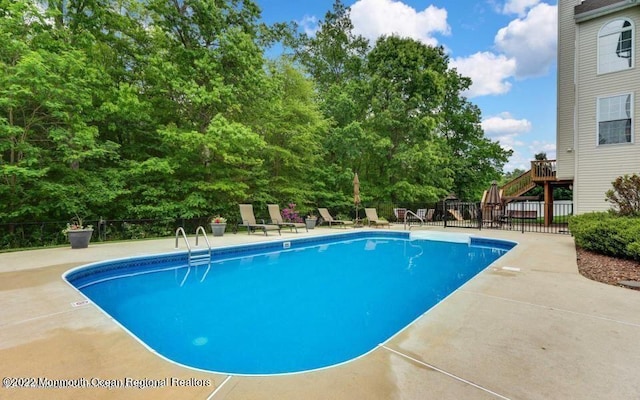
[
  {"x1": 62, "y1": 216, "x2": 93, "y2": 234},
  {"x1": 210, "y1": 215, "x2": 227, "y2": 224},
  {"x1": 281, "y1": 203, "x2": 303, "y2": 223}
]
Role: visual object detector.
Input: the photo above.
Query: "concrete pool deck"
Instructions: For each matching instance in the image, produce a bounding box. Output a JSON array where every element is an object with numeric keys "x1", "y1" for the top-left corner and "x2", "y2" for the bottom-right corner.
[{"x1": 1, "y1": 226, "x2": 639, "y2": 399}]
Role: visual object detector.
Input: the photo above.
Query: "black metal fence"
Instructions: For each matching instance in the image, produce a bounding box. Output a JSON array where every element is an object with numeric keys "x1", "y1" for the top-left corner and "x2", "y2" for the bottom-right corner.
[
  {"x1": 1, "y1": 201, "x2": 573, "y2": 250},
  {"x1": 376, "y1": 201, "x2": 572, "y2": 235},
  {"x1": 0, "y1": 217, "x2": 209, "y2": 250}
]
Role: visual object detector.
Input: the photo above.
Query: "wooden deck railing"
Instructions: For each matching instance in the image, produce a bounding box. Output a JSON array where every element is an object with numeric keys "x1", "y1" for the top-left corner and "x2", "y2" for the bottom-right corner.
[
  {"x1": 531, "y1": 160, "x2": 556, "y2": 181},
  {"x1": 499, "y1": 160, "x2": 558, "y2": 200},
  {"x1": 501, "y1": 169, "x2": 535, "y2": 198}
]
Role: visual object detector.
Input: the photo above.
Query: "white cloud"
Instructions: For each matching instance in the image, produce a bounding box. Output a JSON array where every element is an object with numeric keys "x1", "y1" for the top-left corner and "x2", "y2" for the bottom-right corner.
[
  {"x1": 503, "y1": 140, "x2": 556, "y2": 172},
  {"x1": 528, "y1": 141, "x2": 557, "y2": 160},
  {"x1": 502, "y1": 0, "x2": 541, "y2": 17},
  {"x1": 482, "y1": 113, "x2": 532, "y2": 136},
  {"x1": 504, "y1": 149, "x2": 531, "y2": 172},
  {"x1": 298, "y1": 15, "x2": 319, "y2": 36},
  {"x1": 482, "y1": 113, "x2": 530, "y2": 170},
  {"x1": 480, "y1": 114, "x2": 557, "y2": 171},
  {"x1": 349, "y1": 0, "x2": 450, "y2": 46},
  {"x1": 450, "y1": 52, "x2": 517, "y2": 97},
  {"x1": 495, "y1": 3, "x2": 557, "y2": 78}
]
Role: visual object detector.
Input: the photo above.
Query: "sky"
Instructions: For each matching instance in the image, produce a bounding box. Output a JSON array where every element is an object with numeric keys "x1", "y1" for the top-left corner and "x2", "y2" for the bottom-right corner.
[{"x1": 254, "y1": 0, "x2": 558, "y2": 172}]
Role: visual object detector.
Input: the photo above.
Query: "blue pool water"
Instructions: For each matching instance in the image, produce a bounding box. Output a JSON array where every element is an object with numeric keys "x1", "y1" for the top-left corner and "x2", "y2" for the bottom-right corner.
[{"x1": 65, "y1": 232, "x2": 515, "y2": 375}]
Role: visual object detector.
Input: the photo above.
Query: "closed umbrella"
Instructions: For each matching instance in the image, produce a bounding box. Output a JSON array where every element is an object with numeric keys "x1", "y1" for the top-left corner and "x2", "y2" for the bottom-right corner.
[
  {"x1": 486, "y1": 181, "x2": 501, "y2": 206},
  {"x1": 485, "y1": 181, "x2": 502, "y2": 225}
]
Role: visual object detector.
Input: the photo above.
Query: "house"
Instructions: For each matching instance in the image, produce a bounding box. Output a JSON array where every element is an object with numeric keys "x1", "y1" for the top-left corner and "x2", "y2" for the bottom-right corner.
[{"x1": 557, "y1": 0, "x2": 640, "y2": 214}]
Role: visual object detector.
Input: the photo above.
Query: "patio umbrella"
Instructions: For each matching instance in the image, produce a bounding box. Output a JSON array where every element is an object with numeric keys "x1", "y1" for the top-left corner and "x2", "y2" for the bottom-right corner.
[
  {"x1": 485, "y1": 181, "x2": 501, "y2": 206},
  {"x1": 484, "y1": 181, "x2": 502, "y2": 223},
  {"x1": 354, "y1": 173, "x2": 361, "y2": 222}
]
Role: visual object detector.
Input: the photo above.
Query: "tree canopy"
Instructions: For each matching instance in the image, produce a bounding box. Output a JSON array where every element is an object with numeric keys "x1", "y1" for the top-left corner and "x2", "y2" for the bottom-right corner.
[{"x1": 1, "y1": 0, "x2": 511, "y2": 230}]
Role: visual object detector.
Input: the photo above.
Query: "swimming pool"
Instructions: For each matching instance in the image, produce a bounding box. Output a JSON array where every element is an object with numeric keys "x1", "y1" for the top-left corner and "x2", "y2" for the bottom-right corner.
[{"x1": 64, "y1": 231, "x2": 515, "y2": 375}]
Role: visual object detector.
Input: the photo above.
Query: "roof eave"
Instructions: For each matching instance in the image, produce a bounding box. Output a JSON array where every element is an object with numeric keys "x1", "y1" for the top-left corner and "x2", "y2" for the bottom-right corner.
[{"x1": 575, "y1": 1, "x2": 639, "y2": 23}]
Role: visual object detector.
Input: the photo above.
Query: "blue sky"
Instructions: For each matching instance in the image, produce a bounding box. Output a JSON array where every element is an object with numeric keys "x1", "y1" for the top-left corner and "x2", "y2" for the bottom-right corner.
[{"x1": 255, "y1": 0, "x2": 558, "y2": 172}]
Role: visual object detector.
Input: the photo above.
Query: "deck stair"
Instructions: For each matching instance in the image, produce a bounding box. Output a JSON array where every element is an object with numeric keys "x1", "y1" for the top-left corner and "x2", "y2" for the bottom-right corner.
[{"x1": 501, "y1": 169, "x2": 536, "y2": 200}]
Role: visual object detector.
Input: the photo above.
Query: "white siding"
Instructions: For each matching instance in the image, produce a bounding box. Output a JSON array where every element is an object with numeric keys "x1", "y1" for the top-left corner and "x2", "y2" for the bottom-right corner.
[
  {"x1": 556, "y1": 0, "x2": 578, "y2": 180},
  {"x1": 574, "y1": 8, "x2": 640, "y2": 214}
]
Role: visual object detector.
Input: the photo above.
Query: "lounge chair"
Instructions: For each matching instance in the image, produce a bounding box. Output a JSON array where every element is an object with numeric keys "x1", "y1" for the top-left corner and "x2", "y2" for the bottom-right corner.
[
  {"x1": 394, "y1": 207, "x2": 431, "y2": 229},
  {"x1": 448, "y1": 209, "x2": 464, "y2": 221},
  {"x1": 417, "y1": 208, "x2": 435, "y2": 222},
  {"x1": 364, "y1": 208, "x2": 390, "y2": 228},
  {"x1": 317, "y1": 208, "x2": 354, "y2": 228},
  {"x1": 267, "y1": 204, "x2": 307, "y2": 233},
  {"x1": 238, "y1": 204, "x2": 281, "y2": 236},
  {"x1": 393, "y1": 208, "x2": 407, "y2": 222}
]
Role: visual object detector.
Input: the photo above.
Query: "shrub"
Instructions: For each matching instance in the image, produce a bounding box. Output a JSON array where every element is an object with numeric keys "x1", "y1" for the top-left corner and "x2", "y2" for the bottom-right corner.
[
  {"x1": 605, "y1": 173, "x2": 640, "y2": 216},
  {"x1": 569, "y1": 212, "x2": 640, "y2": 260},
  {"x1": 281, "y1": 203, "x2": 303, "y2": 223}
]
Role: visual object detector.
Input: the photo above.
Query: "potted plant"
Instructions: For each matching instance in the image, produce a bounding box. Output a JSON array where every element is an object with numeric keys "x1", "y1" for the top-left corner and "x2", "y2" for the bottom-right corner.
[
  {"x1": 63, "y1": 217, "x2": 94, "y2": 249},
  {"x1": 305, "y1": 213, "x2": 317, "y2": 230},
  {"x1": 210, "y1": 216, "x2": 227, "y2": 237}
]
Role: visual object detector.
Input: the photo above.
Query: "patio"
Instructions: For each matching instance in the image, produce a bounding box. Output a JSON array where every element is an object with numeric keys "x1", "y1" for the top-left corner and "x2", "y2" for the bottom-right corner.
[{"x1": 1, "y1": 226, "x2": 639, "y2": 399}]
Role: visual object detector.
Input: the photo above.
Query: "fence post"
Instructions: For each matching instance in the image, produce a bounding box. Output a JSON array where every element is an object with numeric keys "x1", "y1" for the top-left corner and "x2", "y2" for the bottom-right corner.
[{"x1": 443, "y1": 201, "x2": 448, "y2": 228}]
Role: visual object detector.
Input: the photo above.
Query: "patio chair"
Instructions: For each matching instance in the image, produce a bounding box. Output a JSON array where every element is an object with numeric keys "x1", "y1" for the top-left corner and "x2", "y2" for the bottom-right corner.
[
  {"x1": 417, "y1": 208, "x2": 435, "y2": 222},
  {"x1": 393, "y1": 208, "x2": 407, "y2": 223},
  {"x1": 267, "y1": 204, "x2": 307, "y2": 233},
  {"x1": 238, "y1": 204, "x2": 281, "y2": 236},
  {"x1": 448, "y1": 209, "x2": 464, "y2": 221},
  {"x1": 394, "y1": 207, "x2": 425, "y2": 229},
  {"x1": 317, "y1": 208, "x2": 354, "y2": 228},
  {"x1": 364, "y1": 208, "x2": 390, "y2": 228}
]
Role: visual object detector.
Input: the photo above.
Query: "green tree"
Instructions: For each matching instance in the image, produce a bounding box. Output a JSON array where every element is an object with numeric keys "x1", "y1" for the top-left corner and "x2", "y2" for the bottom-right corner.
[
  {"x1": 440, "y1": 70, "x2": 511, "y2": 201},
  {"x1": 293, "y1": 0, "x2": 370, "y2": 208},
  {"x1": 259, "y1": 60, "x2": 328, "y2": 209},
  {"x1": 294, "y1": 0, "x2": 369, "y2": 95},
  {"x1": 0, "y1": 1, "x2": 120, "y2": 222},
  {"x1": 501, "y1": 168, "x2": 527, "y2": 185},
  {"x1": 534, "y1": 152, "x2": 547, "y2": 160},
  {"x1": 363, "y1": 36, "x2": 452, "y2": 203}
]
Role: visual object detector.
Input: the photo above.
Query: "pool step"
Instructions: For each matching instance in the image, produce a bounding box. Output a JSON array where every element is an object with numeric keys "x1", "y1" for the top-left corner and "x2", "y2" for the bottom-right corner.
[
  {"x1": 175, "y1": 226, "x2": 213, "y2": 268},
  {"x1": 190, "y1": 252, "x2": 211, "y2": 267}
]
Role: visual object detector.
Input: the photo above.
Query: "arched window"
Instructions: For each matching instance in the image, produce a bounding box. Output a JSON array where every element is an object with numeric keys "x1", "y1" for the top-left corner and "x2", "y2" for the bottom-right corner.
[{"x1": 598, "y1": 18, "x2": 634, "y2": 74}]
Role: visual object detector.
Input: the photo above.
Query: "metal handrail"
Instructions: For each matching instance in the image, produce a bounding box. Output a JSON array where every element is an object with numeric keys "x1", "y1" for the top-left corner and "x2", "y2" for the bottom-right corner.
[
  {"x1": 195, "y1": 226, "x2": 211, "y2": 252},
  {"x1": 174, "y1": 227, "x2": 191, "y2": 286},
  {"x1": 194, "y1": 226, "x2": 212, "y2": 282},
  {"x1": 175, "y1": 227, "x2": 191, "y2": 253},
  {"x1": 404, "y1": 210, "x2": 424, "y2": 230}
]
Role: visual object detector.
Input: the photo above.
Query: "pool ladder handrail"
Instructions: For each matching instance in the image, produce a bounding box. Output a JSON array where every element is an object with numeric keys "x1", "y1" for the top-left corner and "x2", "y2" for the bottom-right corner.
[
  {"x1": 193, "y1": 226, "x2": 212, "y2": 282},
  {"x1": 174, "y1": 227, "x2": 212, "y2": 283},
  {"x1": 404, "y1": 210, "x2": 424, "y2": 230}
]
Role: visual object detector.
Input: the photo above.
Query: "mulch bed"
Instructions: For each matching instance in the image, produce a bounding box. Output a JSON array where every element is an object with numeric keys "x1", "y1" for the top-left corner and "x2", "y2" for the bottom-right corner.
[{"x1": 576, "y1": 247, "x2": 640, "y2": 291}]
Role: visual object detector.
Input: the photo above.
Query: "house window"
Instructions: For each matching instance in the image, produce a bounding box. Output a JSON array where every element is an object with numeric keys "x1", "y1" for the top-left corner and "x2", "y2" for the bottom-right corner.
[
  {"x1": 598, "y1": 19, "x2": 634, "y2": 74},
  {"x1": 598, "y1": 94, "x2": 633, "y2": 145}
]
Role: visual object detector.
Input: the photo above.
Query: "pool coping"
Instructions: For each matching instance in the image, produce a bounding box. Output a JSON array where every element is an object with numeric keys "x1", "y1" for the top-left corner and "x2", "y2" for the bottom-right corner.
[{"x1": 2, "y1": 226, "x2": 640, "y2": 400}]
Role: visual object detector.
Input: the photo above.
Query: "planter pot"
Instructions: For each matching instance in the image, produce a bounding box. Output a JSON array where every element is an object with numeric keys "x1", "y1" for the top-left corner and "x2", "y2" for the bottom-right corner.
[
  {"x1": 67, "y1": 229, "x2": 93, "y2": 249},
  {"x1": 210, "y1": 223, "x2": 227, "y2": 237},
  {"x1": 305, "y1": 218, "x2": 317, "y2": 230}
]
